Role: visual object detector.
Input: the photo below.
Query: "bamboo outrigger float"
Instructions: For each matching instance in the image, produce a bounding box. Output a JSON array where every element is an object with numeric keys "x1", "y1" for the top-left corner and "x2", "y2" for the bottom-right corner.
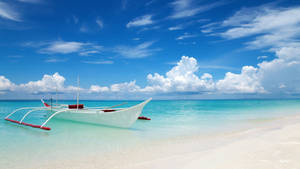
[{"x1": 5, "y1": 98, "x2": 152, "y2": 130}]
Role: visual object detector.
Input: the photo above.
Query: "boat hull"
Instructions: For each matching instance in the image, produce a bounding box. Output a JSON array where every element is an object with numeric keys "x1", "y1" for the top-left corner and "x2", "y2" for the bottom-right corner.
[{"x1": 49, "y1": 99, "x2": 151, "y2": 128}]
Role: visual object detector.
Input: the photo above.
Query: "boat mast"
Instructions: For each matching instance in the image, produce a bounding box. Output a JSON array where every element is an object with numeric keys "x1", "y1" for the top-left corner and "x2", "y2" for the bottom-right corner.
[
  {"x1": 50, "y1": 97, "x2": 52, "y2": 111},
  {"x1": 56, "y1": 87, "x2": 58, "y2": 105},
  {"x1": 77, "y1": 76, "x2": 80, "y2": 109}
]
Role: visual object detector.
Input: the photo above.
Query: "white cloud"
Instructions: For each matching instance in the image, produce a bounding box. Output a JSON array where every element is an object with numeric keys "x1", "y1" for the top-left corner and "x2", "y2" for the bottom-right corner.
[
  {"x1": 201, "y1": 22, "x2": 219, "y2": 28},
  {"x1": 216, "y1": 66, "x2": 266, "y2": 94},
  {"x1": 82, "y1": 60, "x2": 113, "y2": 64},
  {"x1": 138, "y1": 25, "x2": 160, "y2": 33},
  {"x1": 213, "y1": 5, "x2": 300, "y2": 95},
  {"x1": 126, "y1": 15, "x2": 154, "y2": 28},
  {"x1": 220, "y1": 6, "x2": 300, "y2": 50},
  {"x1": 79, "y1": 50, "x2": 100, "y2": 56},
  {"x1": 88, "y1": 56, "x2": 215, "y2": 95},
  {"x1": 257, "y1": 46, "x2": 300, "y2": 94},
  {"x1": 257, "y1": 55, "x2": 268, "y2": 60},
  {"x1": 45, "y1": 57, "x2": 67, "y2": 63},
  {"x1": 114, "y1": 41, "x2": 159, "y2": 58},
  {"x1": 18, "y1": 0, "x2": 42, "y2": 3},
  {"x1": 96, "y1": 18, "x2": 104, "y2": 29},
  {"x1": 3, "y1": 49, "x2": 300, "y2": 97},
  {"x1": 5, "y1": 4, "x2": 300, "y2": 99},
  {"x1": 111, "y1": 81, "x2": 141, "y2": 93},
  {"x1": 0, "y1": 2, "x2": 21, "y2": 22},
  {"x1": 26, "y1": 40, "x2": 102, "y2": 56},
  {"x1": 169, "y1": 0, "x2": 224, "y2": 19},
  {"x1": 16, "y1": 72, "x2": 81, "y2": 94},
  {"x1": 198, "y1": 65, "x2": 238, "y2": 71},
  {"x1": 168, "y1": 25, "x2": 183, "y2": 31},
  {"x1": 178, "y1": 41, "x2": 196, "y2": 45},
  {"x1": 221, "y1": 6, "x2": 263, "y2": 27},
  {"x1": 279, "y1": 83, "x2": 286, "y2": 89},
  {"x1": 0, "y1": 74, "x2": 75, "y2": 95},
  {"x1": 89, "y1": 81, "x2": 142, "y2": 94},
  {"x1": 246, "y1": 28, "x2": 300, "y2": 49},
  {"x1": 0, "y1": 56, "x2": 269, "y2": 97},
  {"x1": 168, "y1": 21, "x2": 196, "y2": 31},
  {"x1": 40, "y1": 41, "x2": 84, "y2": 54},
  {"x1": 0, "y1": 76, "x2": 15, "y2": 93},
  {"x1": 169, "y1": 0, "x2": 198, "y2": 19},
  {"x1": 201, "y1": 29, "x2": 212, "y2": 33},
  {"x1": 142, "y1": 52, "x2": 300, "y2": 95},
  {"x1": 18, "y1": 73, "x2": 66, "y2": 94},
  {"x1": 89, "y1": 85, "x2": 109, "y2": 93},
  {"x1": 200, "y1": 22, "x2": 219, "y2": 34},
  {"x1": 176, "y1": 32, "x2": 197, "y2": 40},
  {"x1": 145, "y1": 56, "x2": 215, "y2": 93}
]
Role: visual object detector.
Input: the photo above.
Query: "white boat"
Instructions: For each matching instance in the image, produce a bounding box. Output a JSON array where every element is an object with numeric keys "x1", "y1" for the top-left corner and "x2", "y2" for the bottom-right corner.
[
  {"x1": 5, "y1": 98, "x2": 152, "y2": 130},
  {"x1": 4, "y1": 77, "x2": 151, "y2": 130}
]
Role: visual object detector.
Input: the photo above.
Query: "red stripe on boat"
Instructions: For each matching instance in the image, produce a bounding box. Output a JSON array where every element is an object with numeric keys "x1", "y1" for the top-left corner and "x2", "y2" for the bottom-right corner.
[
  {"x1": 138, "y1": 116, "x2": 151, "y2": 120},
  {"x1": 44, "y1": 103, "x2": 50, "y2": 107},
  {"x1": 68, "y1": 104, "x2": 84, "y2": 109},
  {"x1": 5, "y1": 118, "x2": 19, "y2": 123},
  {"x1": 102, "y1": 109, "x2": 116, "y2": 112},
  {"x1": 5, "y1": 118, "x2": 51, "y2": 130}
]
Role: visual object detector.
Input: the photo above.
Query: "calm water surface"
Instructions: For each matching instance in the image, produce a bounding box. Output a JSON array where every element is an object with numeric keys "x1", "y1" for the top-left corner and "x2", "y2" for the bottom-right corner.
[{"x1": 0, "y1": 99, "x2": 300, "y2": 167}]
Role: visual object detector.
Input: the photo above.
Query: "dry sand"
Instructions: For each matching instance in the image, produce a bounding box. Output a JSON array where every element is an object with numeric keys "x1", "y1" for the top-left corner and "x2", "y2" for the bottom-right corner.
[
  {"x1": 114, "y1": 115, "x2": 300, "y2": 169},
  {"x1": 26, "y1": 114, "x2": 300, "y2": 169}
]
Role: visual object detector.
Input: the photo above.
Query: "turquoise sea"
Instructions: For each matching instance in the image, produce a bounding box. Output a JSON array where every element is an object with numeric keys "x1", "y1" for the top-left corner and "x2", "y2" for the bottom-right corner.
[{"x1": 1, "y1": 99, "x2": 300, "y2": 168}]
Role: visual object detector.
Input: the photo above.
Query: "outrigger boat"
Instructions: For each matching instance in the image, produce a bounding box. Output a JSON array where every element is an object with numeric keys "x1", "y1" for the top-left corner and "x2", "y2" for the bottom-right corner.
[
  {"x1": 4, "y1": 77, "x2": 151, "y2": 130},
  {"x1": 5, "y1": 98, "x2": 151, "y2": 130}
]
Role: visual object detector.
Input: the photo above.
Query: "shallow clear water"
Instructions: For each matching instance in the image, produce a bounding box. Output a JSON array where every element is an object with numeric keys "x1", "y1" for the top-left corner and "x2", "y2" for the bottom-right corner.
[{"x1": 1, "y1": 99, "x2": 300, "y2": 167}]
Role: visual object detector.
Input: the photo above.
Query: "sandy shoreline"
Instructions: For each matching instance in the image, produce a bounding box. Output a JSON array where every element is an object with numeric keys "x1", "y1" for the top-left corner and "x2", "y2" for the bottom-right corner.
[
  {"x1": 123, "y1": 121, "x2": 300, "y2": 169},
  {"x1": 24, "y1": 113, "x2": 300, "y2": 169},
  {"x1": 4, "y1": 113, "x2": 300, "y2": 169},
  {"x1": 99, "y1": 114, "x2": 300, "y2": 169}
]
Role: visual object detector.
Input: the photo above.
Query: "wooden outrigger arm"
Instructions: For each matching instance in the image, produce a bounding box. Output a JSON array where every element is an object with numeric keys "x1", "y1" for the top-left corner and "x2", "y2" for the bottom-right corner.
[
  {"x1": 19, "y1": 108, "x2": 48, "y2": 124},
  {"x1": 4, "y1": 107, "x2": 63, "y2": 131},
  {"x1": 5, "y1": 107, "x2": 43, "y2": 119},
  {"x1": 40, "y1": 109, "x2": 69, "y2": 128}
]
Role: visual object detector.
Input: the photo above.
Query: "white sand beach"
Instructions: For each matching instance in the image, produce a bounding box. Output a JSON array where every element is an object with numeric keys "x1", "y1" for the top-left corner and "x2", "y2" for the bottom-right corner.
[
  {"x1": 105, "y1": 115, "x2": 300, "y2": 169},
  {"x1": 31, "y1": 114, "x2": 300, "y2": 169}
]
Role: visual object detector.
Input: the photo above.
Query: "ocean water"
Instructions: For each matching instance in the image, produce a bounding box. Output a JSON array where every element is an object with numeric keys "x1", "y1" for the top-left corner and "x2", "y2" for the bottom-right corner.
[{"x1": 1, "y1": 99, "x2": 300, "y2": 168}]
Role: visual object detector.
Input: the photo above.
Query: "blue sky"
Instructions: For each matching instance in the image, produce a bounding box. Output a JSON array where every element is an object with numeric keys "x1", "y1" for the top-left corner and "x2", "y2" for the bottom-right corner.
[{"x1": 0, "y1": 0, "x2": 300, "y2": 99}]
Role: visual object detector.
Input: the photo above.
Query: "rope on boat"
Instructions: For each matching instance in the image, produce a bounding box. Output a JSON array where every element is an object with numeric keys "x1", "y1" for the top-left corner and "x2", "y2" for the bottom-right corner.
[{"x1": 105, "y1": 102, "x2": 128, "y2": 109}]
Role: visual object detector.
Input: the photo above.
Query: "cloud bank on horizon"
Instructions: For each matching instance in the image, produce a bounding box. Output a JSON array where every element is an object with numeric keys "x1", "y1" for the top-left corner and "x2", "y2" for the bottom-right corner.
[
  {"x1": 1, "y1": 46, "x2": 300, "y2": 98},
  {"x1": 0, "y1": 0, "x2": 300, "y2": 99}
]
